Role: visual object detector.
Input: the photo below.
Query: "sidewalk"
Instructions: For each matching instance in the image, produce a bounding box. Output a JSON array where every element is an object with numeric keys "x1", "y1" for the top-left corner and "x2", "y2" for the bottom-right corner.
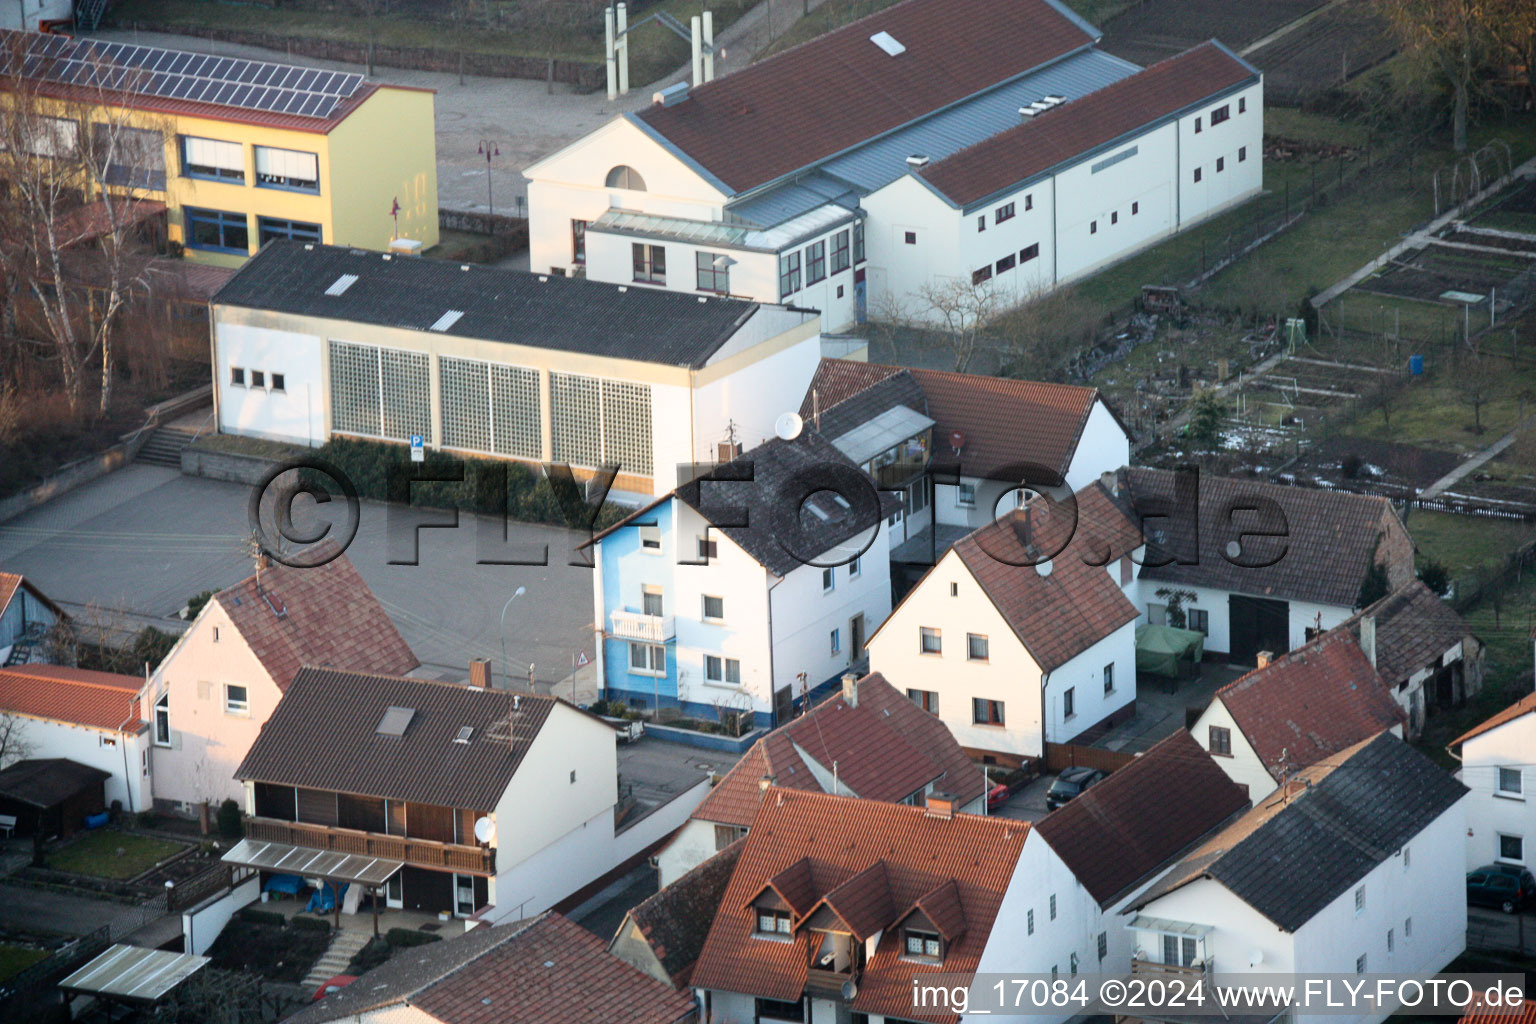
[{"x1": 1418, "y1": 413, "x2": 1536, "y2": 499}]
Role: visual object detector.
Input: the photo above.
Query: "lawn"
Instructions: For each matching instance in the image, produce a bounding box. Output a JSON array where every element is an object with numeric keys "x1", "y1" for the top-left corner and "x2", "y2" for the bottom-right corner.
[
  {"x1": 0, "y1": 946, "x2": 49, "y2": 983},
  {"x1": 46, "y1": 831, "x2": 186, "y2": 880},
  {"x1": 1405, "y1": 510, "x2": 1536, "y2": 586},
  {"x1": 1340, "y1": 353, "x2": 1535, "y2": 453}
]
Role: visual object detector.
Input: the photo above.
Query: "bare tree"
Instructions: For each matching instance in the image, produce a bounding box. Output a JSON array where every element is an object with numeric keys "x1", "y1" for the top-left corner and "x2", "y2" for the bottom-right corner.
[
  {"x1": 1378, "y1": 0, "x2": 1498, "y2": 152},
  {"x1": 1489, "y1": 0, "x2": 1536, "y2": 112},
  {"x1": 1453, "y1": 350, "x2": 1501, "y2": 434},
  {"x1": 0, "y1": 712, "x2": 32, "y2": 769},
  {"x1": 992, "y1": 282, "x2": 1095, "y2": 379},
  {"x1": 0, "y1": 34, "x2": 171, "y2": 419},
  {"x1": 880, "y1": 275, "x2": 1008, "y2": 373}
]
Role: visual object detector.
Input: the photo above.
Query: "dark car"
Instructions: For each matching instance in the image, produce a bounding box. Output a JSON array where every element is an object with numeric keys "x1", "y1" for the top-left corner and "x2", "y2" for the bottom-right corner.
[
  {"x1": 1046, "y1": 767, "x2": 1107, "y2": 810},
  {"x1": 1466, "y1": 867, "x2": 1531, "y2": 914}
]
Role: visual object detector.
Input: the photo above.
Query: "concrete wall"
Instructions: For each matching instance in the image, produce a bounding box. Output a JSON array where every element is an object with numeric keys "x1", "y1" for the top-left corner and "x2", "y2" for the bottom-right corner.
[
  {"x1": 150, "y1": 601, "x2": 281, "y2": 809},
  {"x1": 1459, "y1": 712, "x2": 1536, "y2": 870},
  {"x1": 182, "y1": 874, "x2": 260, "y2": 955},
  {"x1": 657, "y1": 816, "x2": 720, "y2": 889}
]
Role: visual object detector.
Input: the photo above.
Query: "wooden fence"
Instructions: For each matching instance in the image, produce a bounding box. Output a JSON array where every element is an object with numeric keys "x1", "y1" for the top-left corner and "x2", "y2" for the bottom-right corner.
[{"x1": 1041, "y1": 743, "x2": 1138, "y2": 774}]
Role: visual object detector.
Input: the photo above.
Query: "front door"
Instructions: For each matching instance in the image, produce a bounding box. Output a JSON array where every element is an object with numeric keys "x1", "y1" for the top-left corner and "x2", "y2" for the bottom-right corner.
[
  {"x1": 850, "y1": 614, "x2": 865, "y2": 662},
  {"x1": 385, "y1": 872, "x2": 403, "y2": 909},
  {"x1": 454, "y1": 874, "x2": 477, "y2": 917}
]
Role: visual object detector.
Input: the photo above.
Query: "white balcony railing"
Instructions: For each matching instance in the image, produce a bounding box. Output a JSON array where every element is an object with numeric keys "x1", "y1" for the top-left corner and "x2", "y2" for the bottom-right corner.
[{"x1": 610, "y1": 609, "x2": 675, "y2": 642}]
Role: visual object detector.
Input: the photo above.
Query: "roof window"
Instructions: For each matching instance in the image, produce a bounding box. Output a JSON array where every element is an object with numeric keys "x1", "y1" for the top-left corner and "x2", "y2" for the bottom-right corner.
[
  {"x1": 870, "y1": 31, "x2": 906, "y2": 56},
  {"x1": 377, "y1": 706, "x2": 416, "y2": 737}
]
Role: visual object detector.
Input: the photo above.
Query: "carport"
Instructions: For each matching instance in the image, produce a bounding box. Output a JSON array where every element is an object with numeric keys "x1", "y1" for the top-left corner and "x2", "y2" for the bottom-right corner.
[
  {"x1": 221, "y1": 837, "x2": 403, "y2": 936},
  {"x1": 59, "y1": 944, "x2": 210, "y2": 1016}
]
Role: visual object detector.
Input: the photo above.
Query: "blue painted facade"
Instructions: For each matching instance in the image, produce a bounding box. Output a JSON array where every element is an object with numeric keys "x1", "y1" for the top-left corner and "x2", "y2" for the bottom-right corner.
[{"x1": 599, "y1": 499, "x2": 686, "y2": 715}]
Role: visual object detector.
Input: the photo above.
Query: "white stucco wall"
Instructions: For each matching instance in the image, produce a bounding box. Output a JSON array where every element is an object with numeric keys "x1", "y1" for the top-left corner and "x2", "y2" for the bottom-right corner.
[
  {"x1": 491, "y1": 703, "x2": 619, "y2": 872},
  {"x1": 151, "y1": 602, "x2": 281, "y2": 810},
  {"x1": 657, "y1": 817, "x2": 721, "y2": 889},
  {"x1": 1190, "y1": 696, "x2": 1277, "y2": 802},
  {"x1": 7, "y1": 714, "x2": 151, "y2": 813},
  {"x1": 1459, "y1": 712, "x2": 1536, "y2": 870},
  {"x1": 1043, "y1": 623, "x2": 1136, "y2": 743},
  {"x1": 1131, "y1": 579, "x2": 1352, "y2": 660},
  {"x1": 868, "y1": 549, "x2": 1044, "y2": 758},
  {"x1": 216, "y1": 322, "x2": 326, "y2": 446}
]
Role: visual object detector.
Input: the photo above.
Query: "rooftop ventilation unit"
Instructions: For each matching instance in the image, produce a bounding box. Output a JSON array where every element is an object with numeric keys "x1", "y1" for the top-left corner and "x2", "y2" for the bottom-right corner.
[
  {"x1": 653, "y1": 82, "x2": 689, "y2": 107},
  {"x1": 905, "y1": 154, "x2": 929, "y2": 167},
  {"x1": 376, "y1": 706, "x2": 416, "y2": 737},
  {"x1": 870, "y1": 31, "x2": 905, "y2": 56},
  {"x1": 429, "y1": 310, "x2": 465, "y2": 332},
  {"x1": 324, "y1": 273, "x2": 358, "y2": 296}
]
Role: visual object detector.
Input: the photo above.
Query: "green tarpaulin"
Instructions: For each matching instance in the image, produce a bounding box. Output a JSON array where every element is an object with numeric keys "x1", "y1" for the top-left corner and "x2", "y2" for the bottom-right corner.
[{"x1": 1136, "y1": 624, "x2": 1205, "y2": 678}]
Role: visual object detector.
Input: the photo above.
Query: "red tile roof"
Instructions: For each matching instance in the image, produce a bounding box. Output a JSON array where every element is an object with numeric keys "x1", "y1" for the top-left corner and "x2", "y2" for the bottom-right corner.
[
  {"x1": 690, "y1": 790, "x2": 1029, "y2": 1022},
  {"x1": 1216, "y1": 630, "x2": 1405, "y2": 781},
  {"x1": 410, "y1": 913, "x2": 696, "y2": 1024},
  {"x1": 215, "y1": 550, "x2": 417, "y2": 691},
  {"x1": 635, "y1": 0, "x2": 1098, "y2": 193},
  {"x1": 1460, "y1": 996, "x2": 1536, "y2": 1024},
  {"x1": 0, "y1": 571, "x2": 64, "y2": 621},
  {"x1": 620, "y1": 837, "x2": 744, "y2": 987},
  {"x1": 1034, "y1": 730, "x2": 1249, "y2": 905},
  {"x1": 921, "y1": 41, "x2": 1257, "y2": 205},
  {"x1": 0, "y1": 664, "x2": 143, "y2": 732},
  {"x1": 801, "y1": 359, "x2": 1109, "y2": 480},
  {"x1": 1451, "y1": 690, "x2": 1536, "y2": 750},
  {"x1": 952, "y1": 480, "x2": 1143, "y2": 670},
  {"x1": 691, "y1": 673, "x2": 984, "y2": 828}
]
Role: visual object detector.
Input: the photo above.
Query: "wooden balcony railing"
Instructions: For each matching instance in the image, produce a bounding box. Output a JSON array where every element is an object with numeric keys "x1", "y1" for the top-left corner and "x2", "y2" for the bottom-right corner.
[
  {"x1": 1131, "y1": 958, "x2": 1212, "y2": 979},
  {"x1": 245, "y1": 816, "x2": 494, "y2": 875},
  {"x1": 805, "y1": 966, "x2": 857, "y2": 1000}
]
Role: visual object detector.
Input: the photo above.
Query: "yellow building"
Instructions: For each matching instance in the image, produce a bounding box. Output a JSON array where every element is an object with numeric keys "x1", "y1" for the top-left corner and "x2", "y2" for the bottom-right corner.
[{"x1": 1, "y1": 31, "x2": 438, "y2": 267}]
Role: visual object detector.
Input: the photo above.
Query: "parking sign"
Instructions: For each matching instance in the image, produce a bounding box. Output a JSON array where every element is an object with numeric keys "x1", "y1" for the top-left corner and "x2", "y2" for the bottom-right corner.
[{"x1": 410, "y1": 434, "x2": 425, "y2": 462}]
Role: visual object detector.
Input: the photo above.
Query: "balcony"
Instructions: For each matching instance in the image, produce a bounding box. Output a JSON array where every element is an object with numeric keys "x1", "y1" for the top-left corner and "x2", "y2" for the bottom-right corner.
[
  {"x1": 610, "y1": 609, "x2": 675, "y2": 642},
  {"x1": 1131, "y1": 957, "x2": 1213, "y2": 979},
  {"x1": 245, "y1": 816, "x2": 494, "y2": 875},
  {"x1": 805, "y1": 966, "x2": 857, "y2": 1000}
]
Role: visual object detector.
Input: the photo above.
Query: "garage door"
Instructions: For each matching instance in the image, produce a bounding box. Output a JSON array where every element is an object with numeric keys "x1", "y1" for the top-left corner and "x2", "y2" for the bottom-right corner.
[{"x1": 1228, "y1": 595, "x2": 1289, "y2": 666}]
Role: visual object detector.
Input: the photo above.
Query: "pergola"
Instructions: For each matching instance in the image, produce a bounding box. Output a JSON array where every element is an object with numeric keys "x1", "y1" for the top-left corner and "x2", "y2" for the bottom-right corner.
[
  {"x1": 221, "y1": 838, "x2": 405, "y2": 935},
  {"x1": 59, "y1": 944, "x2": 210, "y2": 1015}
]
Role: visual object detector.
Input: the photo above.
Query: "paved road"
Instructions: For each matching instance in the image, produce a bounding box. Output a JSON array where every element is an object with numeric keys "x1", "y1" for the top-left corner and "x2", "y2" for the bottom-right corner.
[
  {"x1": 1468, "y1": 905, "x2": 1536, "y2": 957},
  {"x1": 0, "y1": 883, "x2": 136, "y2": 938},
  {"x1": 0, "y1": 464, "x2": 593, "y2": 687}
]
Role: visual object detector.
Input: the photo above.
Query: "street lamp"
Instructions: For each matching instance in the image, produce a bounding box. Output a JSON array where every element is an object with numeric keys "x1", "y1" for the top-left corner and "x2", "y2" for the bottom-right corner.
[
  {"x1": 477, "y1": 140, "x2": 501, "y2": 218},
  {"x1": 499, "y1": 586, "x2": 527, "y2": 690}
]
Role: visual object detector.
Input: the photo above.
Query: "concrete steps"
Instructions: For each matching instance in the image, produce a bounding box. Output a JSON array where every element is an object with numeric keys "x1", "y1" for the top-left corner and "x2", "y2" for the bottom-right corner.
[
  {"x1": 301, "y1": 927, "x2": 372, "y2": 991},
  {"x1": 134, "y1": 425, "x2": 200, "y2": 468}
]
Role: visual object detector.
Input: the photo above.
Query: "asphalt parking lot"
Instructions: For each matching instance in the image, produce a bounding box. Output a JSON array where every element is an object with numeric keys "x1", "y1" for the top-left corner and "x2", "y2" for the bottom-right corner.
[{"x1": 0, "y1": 464, "x2": 593, "y2": 687}]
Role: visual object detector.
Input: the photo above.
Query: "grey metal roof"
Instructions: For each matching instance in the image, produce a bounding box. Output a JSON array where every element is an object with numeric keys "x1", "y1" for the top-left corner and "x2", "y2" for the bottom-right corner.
[
  {"x1": 820, "y1": 47, "x2": 1138, "y2": 192},
  {"x1": 726, "y1": 172, "x2": 861, "y2": 229},
  {"x1": 60, "y1": 946, "x2": 210, "y2": 1003},
  {"x1": 221, "y1": 837, "x2": 404, "y2": 886},
  {"x1": 214, "y1": 241, "x2": 768, "y2": 370},
  {"x1": 1131, "y1": 733, "x2": 1467, "y2": 932},
  {"x1": 590, "y1": 202, "x2": 857, "y2": 255},
  {"x1": 831, "y1": 405, "x2": 934, "y2": 465}
]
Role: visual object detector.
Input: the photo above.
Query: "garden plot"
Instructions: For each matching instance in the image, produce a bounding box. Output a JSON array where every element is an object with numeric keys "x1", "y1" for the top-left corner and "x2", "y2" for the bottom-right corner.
[
  {"x1": 1098, "y1": 0, "x2": 1324, "y2": 66},
  {"x1": 1355, "y1": 246, "x2": 1530, "y2": 306},
  {"x1": 1250, "y1": 0, "x2": 1398, "y2": 104},
  {"x1": 1232, "y1": 355, "x2": 1392, "y2": 428},
  {"x1": 1467, "y1": 176, "x2": 1536, "y2": 235}
]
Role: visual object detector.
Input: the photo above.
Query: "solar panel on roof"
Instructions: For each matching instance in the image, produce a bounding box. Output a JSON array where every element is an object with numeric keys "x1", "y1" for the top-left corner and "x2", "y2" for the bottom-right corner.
[{"x1": 4, "y1": 30, "x2": 366, "y2": 120}]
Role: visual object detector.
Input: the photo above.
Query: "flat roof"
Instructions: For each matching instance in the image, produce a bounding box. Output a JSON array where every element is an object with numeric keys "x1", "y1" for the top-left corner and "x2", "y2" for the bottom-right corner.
[
  {"x1": 60, "y1": 945, "x2": 210, "y2": 1003},
  {"x1": 222, "y1": 837, "x2": 404, "y2": 887}
]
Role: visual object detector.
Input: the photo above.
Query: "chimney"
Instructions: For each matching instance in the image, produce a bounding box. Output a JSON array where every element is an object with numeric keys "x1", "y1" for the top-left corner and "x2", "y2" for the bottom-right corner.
[
  {"x1": 1100, "y1": 470, "x2": 1117, "y2": 496},
  {"x1": 925, "y1": 791, "x2": 955, "y2": 820},
  {"x1": 469, "y1": 658, "x2": 492, "y2": 689},
  {"x1": 841, "y1": 673, "x2": 859, "y2": 707},
  {"x1": 1360, "y1": 615, "x2": 1377, "y2": 669},
  {"x1": 1255, "y1": 651, "x2": 1273, "y2": 669}
]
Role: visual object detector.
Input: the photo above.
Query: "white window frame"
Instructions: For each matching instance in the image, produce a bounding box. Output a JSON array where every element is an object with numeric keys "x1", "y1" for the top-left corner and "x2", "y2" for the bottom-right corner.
[
  {"x1": 1497, "y1": 833, "x2": 1524, "y2": 864},
  {"x1": 967, "y1": 633, "x2": 989, "y2": 662},
  {"x1": 1497, "y1": 766, "x2": 1523, "y2": 798},
  {"x1": 628, "y1": 642, "x2": 666, "y2": 677},
  {"x1": 830, "y1": 629, "x2": 841, "y2": 655},
  {"x1": 701, "y1": 594, "x2": 725, "y2": 622},
  {"x1": 1353, "y1": 886, "x2": 1365, "y2": 916},
  {"x1": 704, "y1": 654, "x2": 741, "y2": 686},
  {"x1": 920, "y1": 627, "x2": 941, "y2": 655},
  {"x1": 154, "y1": 693, "x2": 170, "y2": 747},
  {"x1": 639, "y1": 525, "x2": 662, "y2": 551},
  {"x1": 224, "y1": 684, "x2": 250, "y2": 716},
  {"x1": 822, "y1": 567, "x2": 835, "y2": 593},
  {"x1": 956, "y1": 482, "x2": 976, "y2": 507}
]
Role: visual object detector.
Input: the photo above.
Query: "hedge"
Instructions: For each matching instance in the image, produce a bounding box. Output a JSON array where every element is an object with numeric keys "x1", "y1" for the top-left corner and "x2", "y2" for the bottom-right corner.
[
  {"x1": 238, "y1": 908, "x2": 284, "y2": 928},
  {"x1": 386, "y1": 927, "x2": 443, "y2": 949},
  {"x1": 304, "y1": 436, "x2": 633, "y2": 531},
  {"x1": 289, "y1": 914, "x2": 332, "y2": 933}
]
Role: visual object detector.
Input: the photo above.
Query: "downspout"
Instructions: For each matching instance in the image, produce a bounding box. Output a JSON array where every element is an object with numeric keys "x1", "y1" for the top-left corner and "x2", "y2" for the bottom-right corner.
[
  {"x1": 1040, "y1": 669, "x2": 1050, "y2": 754},
  {"x1": 117, "y1": 703, "x2": 137, "y2": 814},
  {"x1": 767, "y1": 571, "x2": 785, "y2": 727}
]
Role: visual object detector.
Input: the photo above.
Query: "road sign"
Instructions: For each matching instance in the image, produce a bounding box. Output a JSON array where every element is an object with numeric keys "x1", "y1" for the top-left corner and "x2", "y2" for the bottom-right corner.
[
  {"x1": 409, "y1": 435, "x2": 424, "y2": 463},
  {"x1": 576, "y1": 651, "x2": 589, "y2": 668}
]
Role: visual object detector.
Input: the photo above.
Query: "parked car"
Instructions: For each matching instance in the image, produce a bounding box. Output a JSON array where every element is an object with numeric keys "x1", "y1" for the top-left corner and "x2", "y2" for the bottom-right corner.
[
  {"x1": 313, "y1": 975, "x2": 358, "y2": 1001},
  {"x1": 987, "y1": 783, "x2": 1010, "y2": 812},
  {"x1": 1466, "y1": 867, "x2": 1531, "y2": 914},
  {"x1": 1046, "y1": 767, "x2": 1107, "y2": 810}
]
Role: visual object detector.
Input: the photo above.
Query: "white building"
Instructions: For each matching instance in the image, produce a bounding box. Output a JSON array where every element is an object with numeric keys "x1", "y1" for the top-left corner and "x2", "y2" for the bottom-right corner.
[
  {"x1": 588, "y1": 433, "x2": 892, "y2": 728},
  {"x1": 150, "y1": 549, "x2": 418, "y2": 813},
  {"x1": 0, "y1": 570, "x2": 64, "y2": 667},
  {"x1": 211, "y1": 240, "x2": 821, "y2": 501},
  {"x1": 1124, "y1": 468, "x2": 1416, "y2": 666},
  {"x1": 867, "y1": 477, "x2": 1144, "y2": 762},
  {"x1": 657, "y1": 672, "x2": 986, "y2": 886},
  {"x1": 0, "y1": 664, "x2": 151, "y2": 813},
  {"x1": 231, "y1": 668, "x2": 708, "y2": 926},
  {"x1": 1451, "y1": 690, "x2": 1536, "y2": 873},
  {"x1": 524, "y1": 0, "x2": 1261, "y2": 330},
  {"x1": 1190, "y1": 630, "x2": 1405, "y2": 802},
  {"x1": 800, "y1": 359, "x2": 1132, "y2": 564},
  {"x1": 1125, "y1": 733, "x2": 1467, "y2": 1024}
]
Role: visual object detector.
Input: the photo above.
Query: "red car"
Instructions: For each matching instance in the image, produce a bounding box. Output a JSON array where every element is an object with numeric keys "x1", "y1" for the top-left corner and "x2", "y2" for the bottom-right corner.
[
  {"x1": 987, "y1": 783, "x2": 1011, "y2": 812},
  {"x1": 313, "y1": 974, "x2": 358, "y2": 1001}
]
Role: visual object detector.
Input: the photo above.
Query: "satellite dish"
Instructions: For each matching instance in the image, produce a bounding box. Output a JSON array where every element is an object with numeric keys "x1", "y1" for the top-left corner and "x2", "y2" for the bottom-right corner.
[
  {"x1": 473, "y1": 817, "x2": 496, "y2": 844},
  {"x1": 841, "y1": 979, "x2": 858, "y2": 1001},
  {"x1": 1035, "y1": 558, "x2": 1054, "y2": 578},
  {"x1": 775, "y1": 412, "x2": 804, "y2": 440},
  {"x1": 1248, "y1": 948, "x2": 1264, "y2": 967}
]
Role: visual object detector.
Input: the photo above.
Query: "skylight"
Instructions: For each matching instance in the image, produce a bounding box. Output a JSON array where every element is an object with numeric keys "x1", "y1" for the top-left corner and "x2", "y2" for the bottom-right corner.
[
  {"x1": 376, "y1": 706, "x2": 416, "y2": 737},
  {"x1": 429, "y1": 310, "x2": 465, "y2": 332},
  {"x1": 324, "y1": 274, "x2": 359, "y2": 296},
  {"x1": 870, "y1": 31, "x2": 905, "y2": 56},
  {"x1": 454, "y1": 725, "x2": 474, "y2": 744}
]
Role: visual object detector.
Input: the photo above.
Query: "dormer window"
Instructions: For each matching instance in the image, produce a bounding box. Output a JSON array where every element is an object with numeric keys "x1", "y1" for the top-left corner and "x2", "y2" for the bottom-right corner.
[
  {"x1": 903, "y1": 927, "x2": 942, "y2": 961},
  {"x1": 756, "y1": 908, "x2": 793, "y2": 936}
]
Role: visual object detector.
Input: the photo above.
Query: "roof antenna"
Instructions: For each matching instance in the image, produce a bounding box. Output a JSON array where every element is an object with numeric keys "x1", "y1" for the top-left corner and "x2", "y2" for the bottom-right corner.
[{"x1": 246, "y1": 531, "x2": 268, "y2": 594}]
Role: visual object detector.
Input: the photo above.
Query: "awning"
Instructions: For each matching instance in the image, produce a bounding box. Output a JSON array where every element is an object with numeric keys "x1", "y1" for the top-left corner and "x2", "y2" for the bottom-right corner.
[
  {"x1": 60, "y1": 945, "x2": 209, "y2": 1003},
  {"x1": 222, "y1": 838, "x2": 404, "y2": 887},
  {"x1": 832, "y1": 405, "x2": 935, "y2": 466},
  {"x1": 1127, "y1": 915, "x2": 1214, "y2": 937}
]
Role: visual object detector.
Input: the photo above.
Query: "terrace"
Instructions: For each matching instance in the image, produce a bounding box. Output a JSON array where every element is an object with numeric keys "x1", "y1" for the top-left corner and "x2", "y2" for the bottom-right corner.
[{"x1": 242, "y1": 817, "x2": 493, "y2": 875}]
